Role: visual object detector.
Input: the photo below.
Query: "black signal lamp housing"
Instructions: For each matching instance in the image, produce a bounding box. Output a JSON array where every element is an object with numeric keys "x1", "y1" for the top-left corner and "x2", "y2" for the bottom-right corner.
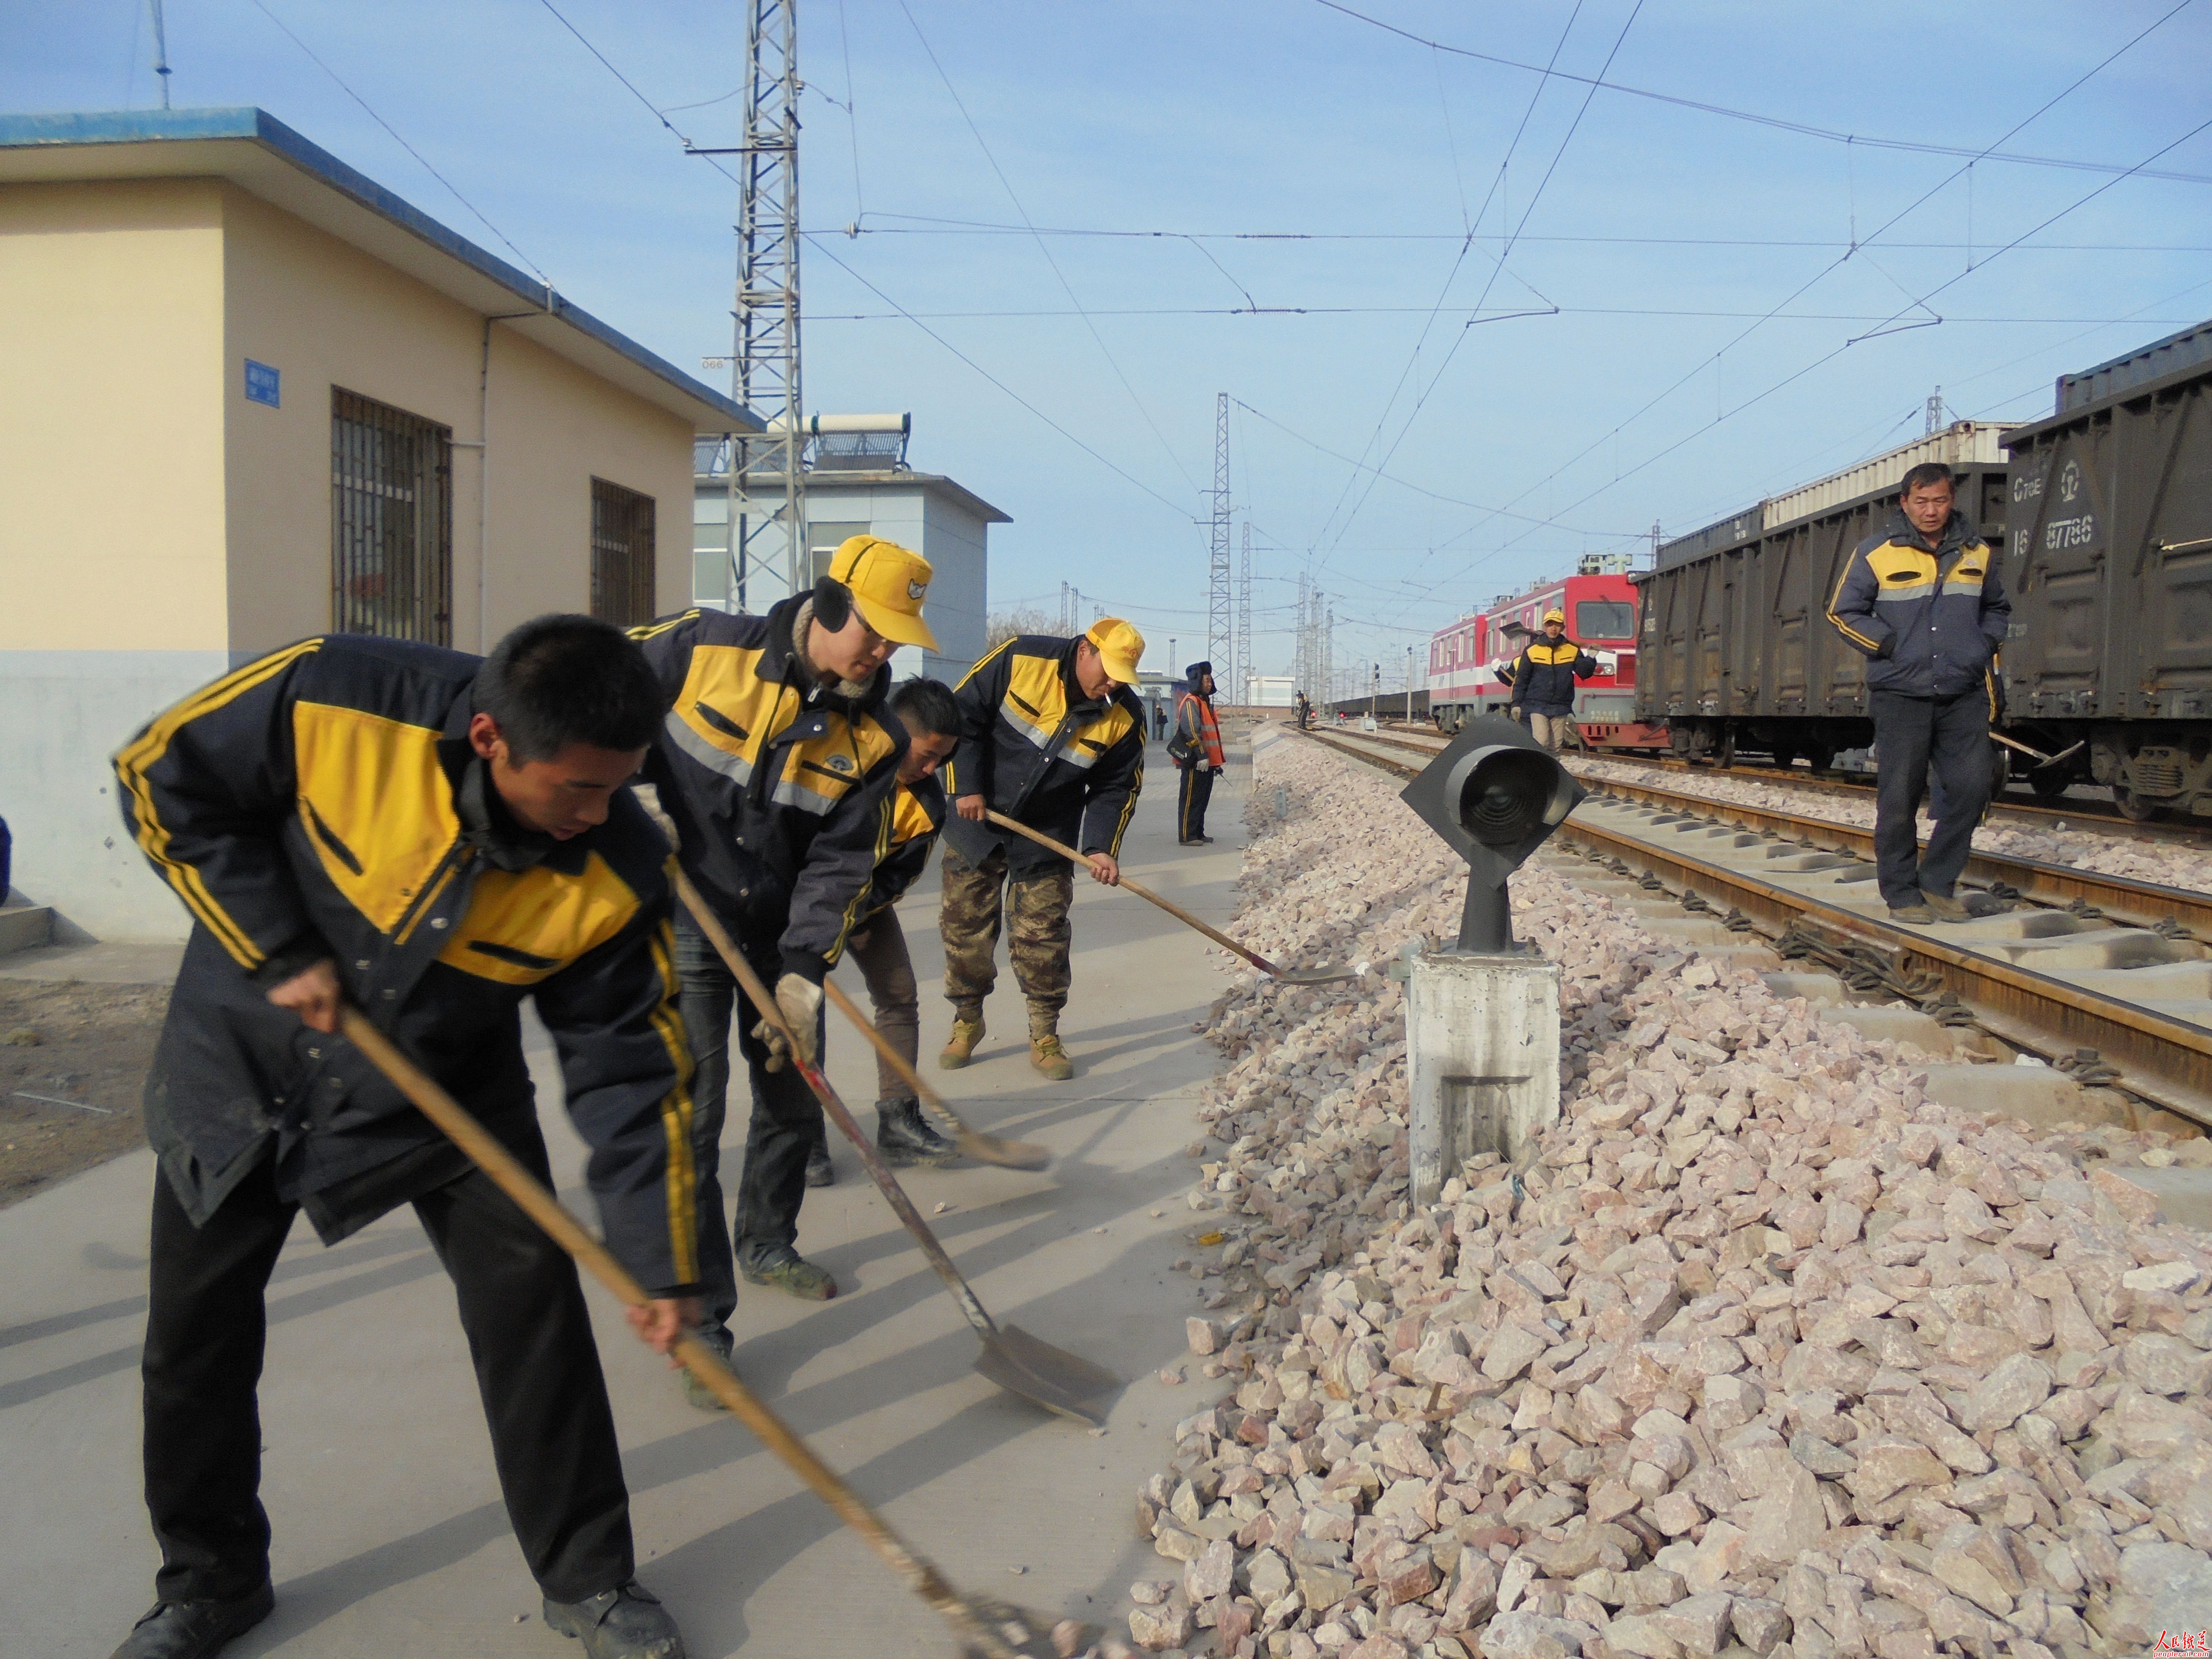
[{"x1": 1398, "y1": 715, "x2": 1586, "y2": 953}]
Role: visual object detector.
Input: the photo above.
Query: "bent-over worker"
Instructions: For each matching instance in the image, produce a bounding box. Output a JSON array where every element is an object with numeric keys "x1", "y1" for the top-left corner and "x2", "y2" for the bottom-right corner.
[
  {"x1": 1172, "y1": 659, "x2": 1225, "y2": 845},
  {"x1": 1827, "y1": 460, "x2": 2011, "y2": 924},
  {"x1": 630, "y1": 537, "x2": 922, "y2": 1322},
  {"x1": 109, "y1": 618, "x2": 698, "y2": 1659},
  {"x1": 938, "y1": 618, "x2": 1146, "y2": 1081}
]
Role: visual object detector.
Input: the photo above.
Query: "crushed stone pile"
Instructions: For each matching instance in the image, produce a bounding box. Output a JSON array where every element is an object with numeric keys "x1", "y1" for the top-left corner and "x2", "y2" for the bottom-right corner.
[
  {"x1": 1564, "y1": 758, "x2": 2212, "y2": 896},
  {"x1": 1112, "y1": 736, "x2": 2212, "y2": 1659}
]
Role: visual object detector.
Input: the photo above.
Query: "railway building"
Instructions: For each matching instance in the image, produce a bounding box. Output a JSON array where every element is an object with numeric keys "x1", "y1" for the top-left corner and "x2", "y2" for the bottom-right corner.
[{"x1": 0, "y1": 107, "x2": 756, "y2": 945}]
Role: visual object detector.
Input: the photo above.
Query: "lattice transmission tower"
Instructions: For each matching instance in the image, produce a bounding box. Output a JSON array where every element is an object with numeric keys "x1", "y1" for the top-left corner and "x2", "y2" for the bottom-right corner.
[
  {"x1": 1209, "y1": 392, "x2": 1231, "y2": 676},
  {"x1": 704, "y1": 0, "x2": 805, "y2": 609},
  {"x1": 1237, "y1": 522, "x2": 1253, "y2": 706}
]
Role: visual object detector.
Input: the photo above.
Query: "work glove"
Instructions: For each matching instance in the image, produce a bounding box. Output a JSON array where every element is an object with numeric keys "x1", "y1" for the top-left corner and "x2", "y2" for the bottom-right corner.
[
  {"x1": 752, "y1": 973, "x2": 823, "y2": 1073},
  {"x1": 1195, "y1": 758, "x2": 1211, "y2": 773}
]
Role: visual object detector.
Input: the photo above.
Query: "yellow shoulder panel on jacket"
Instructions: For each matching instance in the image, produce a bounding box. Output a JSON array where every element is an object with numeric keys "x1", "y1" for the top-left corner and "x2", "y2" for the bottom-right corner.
[
  {"x1": 292, "y1": 701, "x2": 461, "y2": 936},
  {"x1": 1002, "y1": 652, "x2": 1071, "y2": 749},
  {"x1": 954, "y1": 635, "x2": 1018, "y2": 692},
  {"x1": 670, "y1": 642, "x2": 792, "y2": 780},
  {"x1": 438, "y1": 851, "x2": 643, "y2": 986},
  {"x1": 888, "y1": 785, "x2": 936, "y2": 850}
]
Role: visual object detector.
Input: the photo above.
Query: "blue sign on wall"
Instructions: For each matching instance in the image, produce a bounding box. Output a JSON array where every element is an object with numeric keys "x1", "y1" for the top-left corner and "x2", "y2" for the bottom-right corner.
[{"x1": 244, "y1": 360, "x2": 281, "y2": 408}]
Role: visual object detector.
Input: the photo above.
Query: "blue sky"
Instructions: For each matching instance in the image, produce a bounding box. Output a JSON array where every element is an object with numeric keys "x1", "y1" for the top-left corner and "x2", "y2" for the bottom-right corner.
[{"x1": 7, "y1": 1, "x2": 2209, "y2": 687}]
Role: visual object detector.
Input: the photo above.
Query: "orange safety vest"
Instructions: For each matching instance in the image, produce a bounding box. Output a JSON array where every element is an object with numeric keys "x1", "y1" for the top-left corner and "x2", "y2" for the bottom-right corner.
[{"x1": 1176, "y1": 691, "x2": 1225, "y2": 767}]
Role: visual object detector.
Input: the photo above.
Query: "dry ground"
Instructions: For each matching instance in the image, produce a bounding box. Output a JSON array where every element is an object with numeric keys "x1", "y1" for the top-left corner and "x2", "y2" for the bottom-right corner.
[{"x1": 0, "y1": 978, "x2": 165, "y2": 1208}]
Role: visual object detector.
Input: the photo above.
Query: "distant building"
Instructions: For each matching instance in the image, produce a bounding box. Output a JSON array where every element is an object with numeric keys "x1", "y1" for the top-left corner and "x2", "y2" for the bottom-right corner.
[
  {"x1": 0, "y1": 109, "x2": 757, "y2": 942},
  {"x1": 694, "y1": 416, "x2": 1008, "y2": 685}
]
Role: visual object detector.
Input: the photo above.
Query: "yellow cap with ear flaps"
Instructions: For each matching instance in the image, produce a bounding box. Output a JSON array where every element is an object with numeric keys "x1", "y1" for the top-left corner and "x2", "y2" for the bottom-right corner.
[{"x1": 828, "y1": 535, "x2": 937, "y2": 650}]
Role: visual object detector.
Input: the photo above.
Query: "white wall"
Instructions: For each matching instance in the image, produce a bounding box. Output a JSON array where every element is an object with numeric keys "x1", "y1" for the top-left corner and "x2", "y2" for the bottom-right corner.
[{"x1": 0, "y1": 650, "x2": 234, "y2": 940}]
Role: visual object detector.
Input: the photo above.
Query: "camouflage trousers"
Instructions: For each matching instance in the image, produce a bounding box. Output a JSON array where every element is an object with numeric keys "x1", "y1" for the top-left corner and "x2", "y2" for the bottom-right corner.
[{"x1": 939, "y1": 841, "x2": 1073, "y2": 1018}]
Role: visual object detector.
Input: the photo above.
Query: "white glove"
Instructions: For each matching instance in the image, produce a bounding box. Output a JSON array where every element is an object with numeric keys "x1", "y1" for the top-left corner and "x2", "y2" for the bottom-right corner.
[
  {"x1": 1196, "y1": 758, "x2": 1211, "y2": 773},
  {"x1": 752, "y1": 972, "x2": 823, "y2": 1073}
]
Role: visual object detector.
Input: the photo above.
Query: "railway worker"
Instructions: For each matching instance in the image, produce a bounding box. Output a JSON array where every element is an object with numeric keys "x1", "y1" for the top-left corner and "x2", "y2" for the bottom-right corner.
[
  {"x1": 837, "y1": 675, "x2": 964, "y2": 1168},
  {"x1": 108, "y1": 617, "x2": 698, "y2": 1659},
  {"x1": 1507, "y1": 608, "x2": 1598, "y2": 750},
  {"x1": 1172, "y1": 659, "x2": 1226, "y2": 845},
  {"x1": 1294, "y1": 690, "x2": 1311, "y2": 730},
  {"x1": 1828, "y1": 461, "x2": 2012, "y2": 924},
  {"x1": 632, "y1": 536, "x2": 926, "y2": 1318},
  {"x1": 937, "y1": 617, "x2": 1146, "y2": 1081}
]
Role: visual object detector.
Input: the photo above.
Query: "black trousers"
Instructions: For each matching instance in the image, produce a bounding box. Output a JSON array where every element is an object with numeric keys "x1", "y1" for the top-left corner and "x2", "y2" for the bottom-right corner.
[
  {"x1": 1871, "y1": 688, "x2": 1992, "y2": 906},
  {"x1": 672, "y1": 912, "x2": 826, "y2": 1347},
  {"x1": 143, "y1": 1148, "x2": 633, "y2": 1605},
  {"x1": 1177, "y1": 763, "x2": 1215, "y2": 842}
]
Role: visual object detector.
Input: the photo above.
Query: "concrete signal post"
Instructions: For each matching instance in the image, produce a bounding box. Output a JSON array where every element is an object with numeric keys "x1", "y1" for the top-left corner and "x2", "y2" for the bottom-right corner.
[{"x1": 1395, "y1": 718, "x2": 1586, "y2": 1205}]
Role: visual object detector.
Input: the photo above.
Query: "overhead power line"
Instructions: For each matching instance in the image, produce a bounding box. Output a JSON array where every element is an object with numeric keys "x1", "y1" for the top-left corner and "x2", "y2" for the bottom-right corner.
[
  {"x1": 1310, "y1": 0, "x2": 2212, "y2": 186},
  {"x1": 249, "y1": 0, "x2": 554, "y2": 287}
]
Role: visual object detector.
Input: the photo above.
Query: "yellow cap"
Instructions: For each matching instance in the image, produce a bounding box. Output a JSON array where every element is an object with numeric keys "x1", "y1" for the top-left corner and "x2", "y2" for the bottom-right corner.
[
  {"x1": 1542, "y1": 607, "x2": 1566, "y2": 624},
  {"x1": 828, "y1": 535, "x2": 937, "y2": 650},
  {"x1": 1084, "y1": 616, "x2": 1145, "y2": 684}
]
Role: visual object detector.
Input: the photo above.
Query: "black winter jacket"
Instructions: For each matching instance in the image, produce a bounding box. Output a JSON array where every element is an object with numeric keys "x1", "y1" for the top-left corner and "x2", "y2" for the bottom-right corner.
[
  {"x1": 942, "y1": 634, "x2": 1145, "y2": 875},
  {"x1": 1827, "y1": 508, "x2": 2011, "y2": 702},
  {"x1": 112, "y1": 635, "x2": 699, "y2": 1291},
  {"x1": 1508, "y1": 638, "x2": 1598, "y2": 716},
  {"x1": 632, "y1": 598, "x2": 906, "y2": 981},
  {"x1": 862, "y1": 774, "x2": 946, "y2": 921}
]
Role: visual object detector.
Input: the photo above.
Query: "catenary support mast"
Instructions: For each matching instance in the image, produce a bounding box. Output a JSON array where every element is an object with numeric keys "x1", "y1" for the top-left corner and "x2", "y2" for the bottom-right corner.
[{"x1": 1209, "y1": 392, "x2": 1231, "y2": 678}]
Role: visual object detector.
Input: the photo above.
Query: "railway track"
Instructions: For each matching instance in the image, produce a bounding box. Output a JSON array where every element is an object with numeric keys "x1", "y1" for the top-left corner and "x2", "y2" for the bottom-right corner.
[
  {"x1": 1358, "y1": 721, "x2": 2212, "y2": 848},
  {"x1": 1294, "y1": 723, "x2": 2212, "y2": 1130}
]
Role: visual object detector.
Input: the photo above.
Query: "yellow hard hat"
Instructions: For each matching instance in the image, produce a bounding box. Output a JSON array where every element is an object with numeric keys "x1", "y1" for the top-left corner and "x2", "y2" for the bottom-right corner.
[
  {"x1": 1543, "y1": 607, "x2": 1566, "y2": 625},
  {"x1": 828, "y1": 535, "x2": 937, "y2": 650},
  {"x1": 1084, "y1": 617, "x2": 1146, "y2": 684}
]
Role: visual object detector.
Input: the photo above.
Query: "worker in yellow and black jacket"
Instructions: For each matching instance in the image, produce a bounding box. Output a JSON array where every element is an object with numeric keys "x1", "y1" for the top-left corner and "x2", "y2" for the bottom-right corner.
[
  {"x1": 629, "y1": 536, "x2": 923, "y2": 1350},
  {"x1": 108, "y1": 618, "x2": 697, "y2": 1659},
  {"x1": 1827, "y1": 460, "x2": 2012, "y2": 924},
  {"x1": 1507, "y1": 608, "x2": 1598, "y2": 750},
  {"x1": 833, "y1": 675, "x2": 963, "y2": 1168},
  {"x1": 938, "y1": 618, "x2": 1146, "y2": 1081}
]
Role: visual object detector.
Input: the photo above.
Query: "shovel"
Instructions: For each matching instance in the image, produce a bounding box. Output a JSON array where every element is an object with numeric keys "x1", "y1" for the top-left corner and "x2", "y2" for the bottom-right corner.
[
  {"x1": 338, "y1": 1007, "x2": 1087, "y2": 1659},
  {"x1": 820, "y1": 977, "x2": 1051, "y2": 1172},
  {"x1": 984, "y1": 810, "x2": 1363, "y2": 985},
  {"x1": 673, "y1": 873, "x2": 1119, "y2": 1427}
]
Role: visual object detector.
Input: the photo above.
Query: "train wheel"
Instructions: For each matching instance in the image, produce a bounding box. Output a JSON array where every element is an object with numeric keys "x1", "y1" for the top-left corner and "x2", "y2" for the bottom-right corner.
[
  {"x1": 1804, "y1": 738, "x2": 1836, "y2": 772},
  {"x1": 2029, "y1": 769, "x2": 2073, "y2": 801},
  {"x1": 1769, "y1": 742, "x2": 1798, "y2": 772},
  {"x1": 2113, "y1": 786, "x2": 2164, "y2": 822}
]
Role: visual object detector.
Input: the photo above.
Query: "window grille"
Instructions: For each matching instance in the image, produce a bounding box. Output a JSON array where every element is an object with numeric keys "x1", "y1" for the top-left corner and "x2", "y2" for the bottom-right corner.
[
  {"x1": 331, "y1": 389, "x2": 453, "y2": 644},
  {"x1": 591, "y1": 478, "x2": 658, "y2": 626}
]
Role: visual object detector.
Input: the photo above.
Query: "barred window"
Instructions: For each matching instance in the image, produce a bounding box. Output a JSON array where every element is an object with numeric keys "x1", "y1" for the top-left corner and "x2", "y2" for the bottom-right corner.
[
  {"x1": 331, "y1": 389, "x2": 453, "y2": 644},
  {"x1": 590, "y1": 479, "x2": 657, "y2": 626}
]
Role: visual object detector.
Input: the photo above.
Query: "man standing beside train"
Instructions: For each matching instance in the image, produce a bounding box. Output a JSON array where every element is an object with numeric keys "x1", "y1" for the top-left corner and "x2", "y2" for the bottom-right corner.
[
  {"x1": 1507, "y1": 608, "x2": 1597, "y2": 750},
  {"x1": 1828, "y1": 461, "x2": 2011, "y2": 924}
]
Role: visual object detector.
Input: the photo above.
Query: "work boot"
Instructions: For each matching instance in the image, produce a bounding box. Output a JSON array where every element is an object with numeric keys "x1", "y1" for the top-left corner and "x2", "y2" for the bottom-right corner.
[
  {"x1": 542, "y1": 1580, "x2": 686, "y2": 1659},
  {"x1": 1028, "y1": 1009, "x2": 1075, "y2": 1081},
  {"x1": 739, "y1": 1246, "x2": 837, "y2": 1300},
  {"x1": 939, "y1": 1013, "x2": 984, "y2": 1070},
  {"x1": 805, "y1": 1144, "x2": 835, "y2": 1187},
  {"x1": 109, "y1": 1584, "x2": 274, "y2": 1659},
  {"x1": 1889, "y1": 899, "x2": 1937, "y2": 924},
  {"x1": 876, "y1": 1097, "x2": 960, "y2": 1167},
  {"x1": 680, "y1": 1329, "x2": 733, "y2": 1413},
  {"x1": 1922, "y1": 889, "x2": 2005, "y2": 922}
]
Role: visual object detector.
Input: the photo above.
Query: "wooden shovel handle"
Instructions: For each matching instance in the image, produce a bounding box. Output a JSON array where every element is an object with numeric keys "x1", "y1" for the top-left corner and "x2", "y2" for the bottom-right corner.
[
  {"x1": 983, "y1": 809, "x2": 1283, "y2": 975},
  {"x1": 669, "y1": 872, "x2": 1000, "y2": 1340},
  {"x1": 334, "y1": 1007, "x2": 968, "y2": 1615}
]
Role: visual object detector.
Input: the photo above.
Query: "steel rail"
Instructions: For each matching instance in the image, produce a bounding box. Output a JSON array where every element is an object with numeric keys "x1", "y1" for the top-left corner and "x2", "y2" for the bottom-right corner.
[
  {"x1": 1291, "y1": 724, "x2": 2212, "y2": 1128},
  {"x1": 1578, "y1": 775, "x2": 2212, "y2": 939},
  {"x1": 1359, "y1": 721, "x2": 2212, "y2": 848}
]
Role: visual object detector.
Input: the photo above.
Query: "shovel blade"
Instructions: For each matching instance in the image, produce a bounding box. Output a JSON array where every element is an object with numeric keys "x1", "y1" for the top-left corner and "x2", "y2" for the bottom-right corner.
[
  {"x1": 973, "y1": 1324, "x2": 1120, "y2": 1425},
  {"x1": 952, "y1": 1125, "x2": 1053, "y2": 1172}
]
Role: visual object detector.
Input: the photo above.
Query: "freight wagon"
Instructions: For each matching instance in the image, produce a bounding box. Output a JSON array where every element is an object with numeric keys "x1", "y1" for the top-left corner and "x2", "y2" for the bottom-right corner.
[
  {"x1": 1632, "y1": 318, "x2": 2212, "y2": 820},
  {"x1": 1998, "y1": 320, "x2": 2212, "y2": 818}
]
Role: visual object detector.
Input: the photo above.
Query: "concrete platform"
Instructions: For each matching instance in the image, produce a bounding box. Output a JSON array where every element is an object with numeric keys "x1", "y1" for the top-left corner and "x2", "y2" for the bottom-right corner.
[{"x1": 0, "y1": 754, "x2": 1247, "y2": 1654}]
